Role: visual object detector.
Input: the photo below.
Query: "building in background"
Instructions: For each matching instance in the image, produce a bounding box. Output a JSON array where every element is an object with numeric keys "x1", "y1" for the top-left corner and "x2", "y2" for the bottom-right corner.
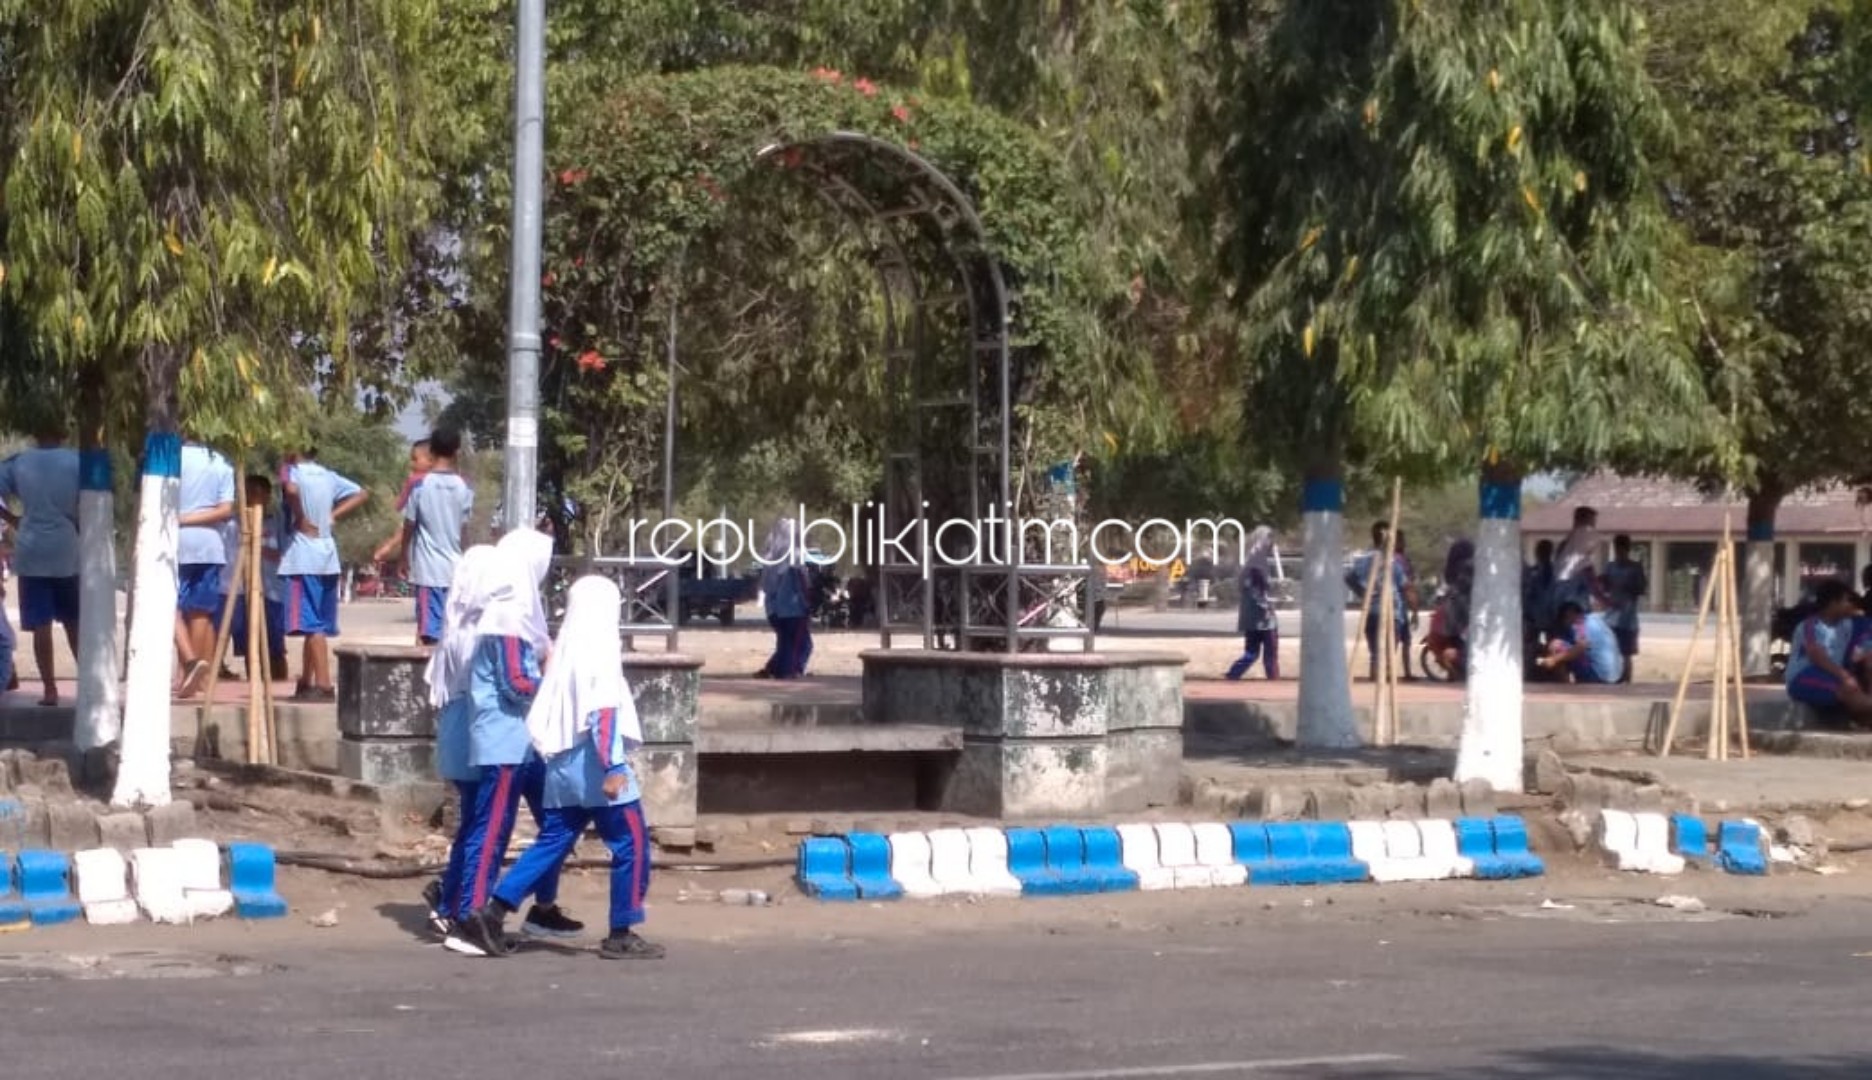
[{"x1": 1523, "y1": 474, "x2": 1869, "y2": 612}]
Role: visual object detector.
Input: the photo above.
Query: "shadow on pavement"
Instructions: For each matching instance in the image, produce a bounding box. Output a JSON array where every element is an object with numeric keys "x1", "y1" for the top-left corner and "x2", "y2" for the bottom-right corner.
[{"x1": 1327, "y1": 1047, "x2": 1872, "y2": 1079}]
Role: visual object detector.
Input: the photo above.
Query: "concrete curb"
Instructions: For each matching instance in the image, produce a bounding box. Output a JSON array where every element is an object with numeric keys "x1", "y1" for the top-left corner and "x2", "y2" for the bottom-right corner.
[
  {"x1": 1593, "y1": 810, "x2": 1768, "y2": 876},
  {"x1": 0, "y1": 840, "x2": 286, "y2": 929},
  {"x1": 797, "y1": 816, "x2": 1546, "y2": 900}
]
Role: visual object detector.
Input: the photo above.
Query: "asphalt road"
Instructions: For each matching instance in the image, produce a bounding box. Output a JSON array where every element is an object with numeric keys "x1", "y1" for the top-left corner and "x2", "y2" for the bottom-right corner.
[{"x1": 7, "y1": 890, "x2": 1870, "y2": 1080}]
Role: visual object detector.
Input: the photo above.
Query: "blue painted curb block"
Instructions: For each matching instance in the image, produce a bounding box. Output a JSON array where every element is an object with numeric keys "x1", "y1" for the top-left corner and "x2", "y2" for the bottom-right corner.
[
  {"x1": 227, "y1": 842, "x2": 289, "y2": 918},
  {"x1": 798, "y1": 816, "x2": 1547, "y2": 901},
  {"x1": 845, "y1": 834, "x2": 903, "y2": 900},
  {"x1": 1081, "y1": 827, "x2": 1139, "y2": 892},
  {"x1": 1670, "y1": 815, "x2": 1710, "y2": 862},
  {"x1": 1489, "y1": 816, "x2": 1545, "y2": 878},
  {"x1": 1716, "y1": 821, "x2": 1767, "y2": 876},
  {"x1": 0, "y1": 851, "x2": 28, "y2": 926},
  {"x1": 17, "y1": 850, "x2": 81, "y2": 925},
  {"x1": 796, "y1": 837, "x2": 859, "y2": 901}
]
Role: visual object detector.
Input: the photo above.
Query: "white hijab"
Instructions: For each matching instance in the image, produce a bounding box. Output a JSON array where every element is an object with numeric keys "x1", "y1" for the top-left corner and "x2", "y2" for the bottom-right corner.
[
  {"x1": 1241, "y1": 526, "x2": 1275, "y2": 586},
  {"x1": 424, "y1": 544, "x2": 501, "y2": 708},
  {"x1": 759, "y1": 516, "x2": 803, "y2": 595},
  {"x1": 526, "y1": 575, "x2": 640, "y2": 758},
  {"x1": 1555, "y1": 523, "x2": 1601, "y2": 583},
  {"x1": 476, "y1": 526, "x2": 555, "y2": 650}
]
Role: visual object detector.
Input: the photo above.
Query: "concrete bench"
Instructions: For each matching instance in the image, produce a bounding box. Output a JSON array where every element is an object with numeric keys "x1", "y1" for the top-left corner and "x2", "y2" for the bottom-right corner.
[{"x1": 697, "y1": 724, "x2": 962, "y2": 755}]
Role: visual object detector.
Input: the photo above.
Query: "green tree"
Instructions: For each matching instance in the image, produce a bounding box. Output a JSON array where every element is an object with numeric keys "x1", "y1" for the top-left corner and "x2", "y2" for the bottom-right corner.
[
  {"x1": 0, "y1": 0, "x2": 439, "y2": 804},
  {"x1": 1643, "y1": 1, "x2": 1872, "y2": 670},
  {"x1": 1204, "y1": 0, "x2": 1709, "y2": 777}
]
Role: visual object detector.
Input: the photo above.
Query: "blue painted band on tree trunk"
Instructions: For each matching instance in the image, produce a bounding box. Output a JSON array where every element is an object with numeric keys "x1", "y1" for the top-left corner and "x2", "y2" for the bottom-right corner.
[
  {"x1": 79, "y1": 450, "x2": 112, "y2": 492},
  {"x1": 1747, "y1": 521, "x2": 1774, "y2": 542},
  {"x1": 1301, "y1": 480, "x2": 1344, "y2": 514},
  {"x1": 1479, "y1": 480, "x2": 1522, "y2": 521},
  {"x1": 143, "y1": 433, "x2": 182, "y2": 479}
]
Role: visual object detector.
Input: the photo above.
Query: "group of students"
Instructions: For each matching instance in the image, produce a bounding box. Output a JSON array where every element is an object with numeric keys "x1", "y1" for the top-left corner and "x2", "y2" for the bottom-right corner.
[
  {"x1": 0, "y1": 420, "x2": 481, "y2": 705},
  {"x1": 421, "y1": 527, "x2": 664, "y2": 960},
  {"x1": 1783, "y1": 576, "x2": 1872, "y2": 723}
]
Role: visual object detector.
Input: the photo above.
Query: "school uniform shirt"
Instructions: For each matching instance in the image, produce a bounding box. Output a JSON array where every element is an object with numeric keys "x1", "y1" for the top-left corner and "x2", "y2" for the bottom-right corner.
[
  {"x1": 177, "y1": 444, "x2": 236, "y2": 567},
  {"x1": 1601, "y1": 559, "x2": 1648, "y2": 634},
  {"x1": 277, "y1": 461, "x2": 363, "y2": 578},
  {"x1": 1568, "y1": 613, "x2": 1623, "y2": 683},
  {"x1": 467, "y1": 635, "x2": 542, "y2": 767},
  {"x1": 764, "y1": 563, "x2": 811, "y2": 620},
  {"x1": 1786, "y1": 615, "x2": 1853, "y2": 688},
  {"x1": 539, "y1": 707, "x2": 641, "y2": 810},
  {"x1": 0, "y1": 447, "x2": 80, "y2": 579},
  {"x1": 433, "y1": 695, "x2": 479, "y2": 783},
  {"x1": 403, "y1": 470, "x2": 474, "y2": 589},
  {"x1": 1352, "y1": 551, "x2": 1410, "y2": 625},
  {"x1": 1236, "y1": 568, "x2": 1276, "y2": 634}
]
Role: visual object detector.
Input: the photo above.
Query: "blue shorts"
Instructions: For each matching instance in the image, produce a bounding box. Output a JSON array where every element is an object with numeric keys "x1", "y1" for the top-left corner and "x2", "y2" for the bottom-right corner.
[
  {"x1": 1789, "y1": 668, "x2": 1847, "y2": 709},
  {"x1": 284, "y1": 575, "x2": 341, "y2": 637},
  {"x1": 178, "y1": 564, "x2": 225, "y2": 617},
  {"x1": 18, "y1": 576, "x2": 79, "y2": 631},
  {"x1": 231, "y1": 596, "x2": 288, "y2": 661},
  {"x1": 415, "y1": 585, "x2": 449, "y2": 645}
]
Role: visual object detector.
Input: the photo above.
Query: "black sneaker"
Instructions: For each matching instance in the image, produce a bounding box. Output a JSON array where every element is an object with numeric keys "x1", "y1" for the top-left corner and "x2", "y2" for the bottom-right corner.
[
  {"x1": 422, "y1": 880, "x2": 449, "y2": 937},
  {"x1": 522, "y1": 904, "x2": 585, "y2": 939},
  {"x1": 598, "y1": 930, "x2": 666, "y2": 960},
  {"x1": 445, "y1": 905, "x2": 513, "y2": 958}
]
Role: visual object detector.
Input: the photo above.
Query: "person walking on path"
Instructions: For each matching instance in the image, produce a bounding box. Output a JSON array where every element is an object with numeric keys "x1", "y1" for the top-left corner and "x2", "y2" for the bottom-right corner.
[
  {"x1": 1602, "y1": 534, "x2": 1649, "y2": 684},
  {"x1": 0, "y1": 422, "x2": 82, "y2": 706},
  {"x1": 756, "y1": 517, "x2": 813, "y2": 679},
  {"x1": 1226, "y1": 526, "x2": 1280, "y2": 681}
]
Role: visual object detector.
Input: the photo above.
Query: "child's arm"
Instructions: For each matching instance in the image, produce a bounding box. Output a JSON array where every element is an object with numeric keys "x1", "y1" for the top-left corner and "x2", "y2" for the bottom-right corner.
[
  {"x1": 493, "y1": 638, "x2": 542, "y2": 708},
  {"x1": 1802, "y1": 621, "x2": 1854, "y2": 682},
  {"x1": 591, "y1": 707, "x2": 638, "y2": 799}
]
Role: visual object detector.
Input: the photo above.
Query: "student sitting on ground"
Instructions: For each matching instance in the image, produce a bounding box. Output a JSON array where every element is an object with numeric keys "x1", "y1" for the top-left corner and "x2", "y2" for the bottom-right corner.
[
  {"x1": 1786, "y1": 579, "x2": 1872, "y2": 720},
  {"x1": 1536, "y1": 600, "x2": 1623, "y2": 685}
]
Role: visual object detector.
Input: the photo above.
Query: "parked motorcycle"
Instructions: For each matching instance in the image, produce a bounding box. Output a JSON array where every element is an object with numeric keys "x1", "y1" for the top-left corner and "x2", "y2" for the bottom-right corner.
[{"x1": 1418, "y1": 587, "x2": 1466, "y2": 682}]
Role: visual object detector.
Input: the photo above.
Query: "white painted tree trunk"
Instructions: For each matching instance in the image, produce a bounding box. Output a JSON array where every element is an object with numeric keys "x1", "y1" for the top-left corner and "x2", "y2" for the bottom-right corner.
[
  {"x1": 112, "y1": 436, "x2": 180, "y2": 808},
  {"x1": 73, "y1": 453, "x2": 121, "y2": 750},
  {"x1": 1742, "y1": 539, "x2": 1775, "y2": 677},
  {"x1": 1457, "y1": 495, "x2": 1524, "y2": 792},
  {"x1": 1297, "y1": 488, "x2": 1359, "y2": 749}
]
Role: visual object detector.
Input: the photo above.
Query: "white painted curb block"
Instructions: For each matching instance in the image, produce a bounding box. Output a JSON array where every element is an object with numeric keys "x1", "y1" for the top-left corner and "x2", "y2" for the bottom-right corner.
[
  {"x1": 75, "y1": 848, "x2": 138, "y2": 925},
  {"x1": 1117, "y1": 824, "x2": 1173, "y2": 891},
  {"x1": 130, "y1": 848, "x2": 192, "y2": 925},
  {"x1": 1154, "y1": 823, "x2": 1215, "y2": 889},
  {"x1": 1599, "y1": 810, "x2": 1685, "y2": 875},
  {"x1": 173, "y1": 838, "x2": 235, "y2": 919},
  {"x1": 888, "y1": 832, "x2": 942, "y2": 899},
  {"x1": 1193, "y1": 823, "x2": 1248, "y2": 887},
  {"x1": 963, "y1": 827, "x2": 1023, "y2": 898}
]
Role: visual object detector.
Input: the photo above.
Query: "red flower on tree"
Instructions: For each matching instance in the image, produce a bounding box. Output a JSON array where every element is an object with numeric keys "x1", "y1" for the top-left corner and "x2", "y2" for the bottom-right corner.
[
  {"x1": 577, "y1": 350, "x2": 606, "y2": 373},
  {"x1": 810, "y1": 67, "x2": 842, "y2": 84},
  {"x1": 558, "y1": 168, "x2": 589, "y2": 186},
  {"x1": 542, "y1": 271, "x2": 556, "y2": 287},
  {"x1": 891, "y1": 104, "x2": 912, "y2": 124},
  {"x1": 852, "y1": 77, "x2": 878, "y2": 97}
]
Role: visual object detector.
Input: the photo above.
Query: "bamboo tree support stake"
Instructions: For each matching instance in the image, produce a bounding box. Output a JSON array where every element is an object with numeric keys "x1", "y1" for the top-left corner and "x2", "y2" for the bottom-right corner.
[
  {"x1": 197, "y1": 474, "x2": 250, "y2": 749},
  {"x1": 1707, "y1": 544, "x2": 1729, "y2": 761},
  {"x1": 1724, "y1": 541, "x2": 1752, "y2": 760},
  {"x1": 1658, "y1": 543, "x2": 1721, "y2": 757},
  {"x1": 1373, "y1": 478, "x2": 1403, "y2": 746},
  {"x1": 243, "y1": 508, "x2": 269, "y2": 764}
]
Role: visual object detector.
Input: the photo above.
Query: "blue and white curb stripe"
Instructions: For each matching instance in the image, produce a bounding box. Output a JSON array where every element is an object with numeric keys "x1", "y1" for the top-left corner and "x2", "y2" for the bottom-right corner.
[
  {"x1": 797, "y1": 817, "x2": 1545, "y2": 901},
  {"x1": 0, "y1": 840, "x2": 286, "y2": 928},
  {"x1": 1597, "y1": 811, "x2": 1768, "y2": 876}
]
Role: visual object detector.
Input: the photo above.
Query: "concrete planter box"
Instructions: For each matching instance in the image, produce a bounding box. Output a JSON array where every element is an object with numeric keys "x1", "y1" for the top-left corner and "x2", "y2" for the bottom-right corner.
[
  {"x1": 335, "y1": 645, "x2": 437, "y2": 787},
  {"x1": 625, "y1": 654, "x2": 703, "y2": 829},
  {"x1": 861, "y1": 650, "x2": 1187, "y2": 818}
]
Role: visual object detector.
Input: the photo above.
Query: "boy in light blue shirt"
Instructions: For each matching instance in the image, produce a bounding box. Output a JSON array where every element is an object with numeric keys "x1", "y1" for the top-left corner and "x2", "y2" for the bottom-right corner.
[
  {"x1": 0, "y1": 421, "x2": 81, "y2": 706},
  {"x1": 1538, "y1": 600, "x2": 1624, "y2": 685},
  {"x1": 394, "y1": 428, "x2": 474, "y2": 645},
  {"x1": 278, "y1": 449, "x2": 367, "y2": 701}
]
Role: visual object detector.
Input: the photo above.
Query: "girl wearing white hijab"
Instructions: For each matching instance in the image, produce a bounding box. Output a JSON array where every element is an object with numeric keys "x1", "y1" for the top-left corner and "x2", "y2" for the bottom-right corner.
[
  {"x1": 449, "y1": 526, "x2": 580, "y2": 957},
  {"x1": 757, "y1": 516, "x2": 814, "y2": 679},
  {"x1": 1554, "y1": 506, "x2": 1604, "y2": 611},
  {"x1": 480, "y1": 576, "x2": 664, "y2": 960},
  {"x1": 420, "y1": 544, "x2": 499, "y2": 937},
  {"x1": 1226, "y1": 527, "x2": 1281, "y2": 681}
]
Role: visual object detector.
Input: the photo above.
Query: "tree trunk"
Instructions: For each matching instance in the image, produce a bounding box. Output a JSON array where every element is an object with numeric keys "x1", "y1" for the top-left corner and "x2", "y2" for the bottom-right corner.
[
  {"x1": 1456, "y1": 465, "x2": 1524, "y2": 792},
  {"x1": 1296, "y1": 461, "x2": 1359, "y2": 749},
  {"x1": 73, "y1": 384, "x2": 121, "y2": 751},
  {"x1": 1742, "y1": 488, "x2": 1782, "y2": 678},
  {"x1": 113, "y1": 356, "x2": 182, "y2": 808}
]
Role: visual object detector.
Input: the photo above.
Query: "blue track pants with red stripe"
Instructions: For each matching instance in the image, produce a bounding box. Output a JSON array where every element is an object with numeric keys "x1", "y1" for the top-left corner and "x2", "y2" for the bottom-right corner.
[{"x1": 493, "y1": 801, "x2": 651, "y2": 932}]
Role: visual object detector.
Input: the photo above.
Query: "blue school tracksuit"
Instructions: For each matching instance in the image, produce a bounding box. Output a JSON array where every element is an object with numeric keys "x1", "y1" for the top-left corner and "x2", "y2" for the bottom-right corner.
[
  {"x1": 492, "y1": 709, "x2": 651, "y2": 933},
  {"x1": 448, "y1": 636, "x2": 560, "y2": 921}
]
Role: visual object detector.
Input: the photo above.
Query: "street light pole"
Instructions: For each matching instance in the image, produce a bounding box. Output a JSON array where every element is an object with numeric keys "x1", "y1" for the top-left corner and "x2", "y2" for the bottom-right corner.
[{"x1": 502, "y1": 0, "x2": 546, "y2": 531}]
